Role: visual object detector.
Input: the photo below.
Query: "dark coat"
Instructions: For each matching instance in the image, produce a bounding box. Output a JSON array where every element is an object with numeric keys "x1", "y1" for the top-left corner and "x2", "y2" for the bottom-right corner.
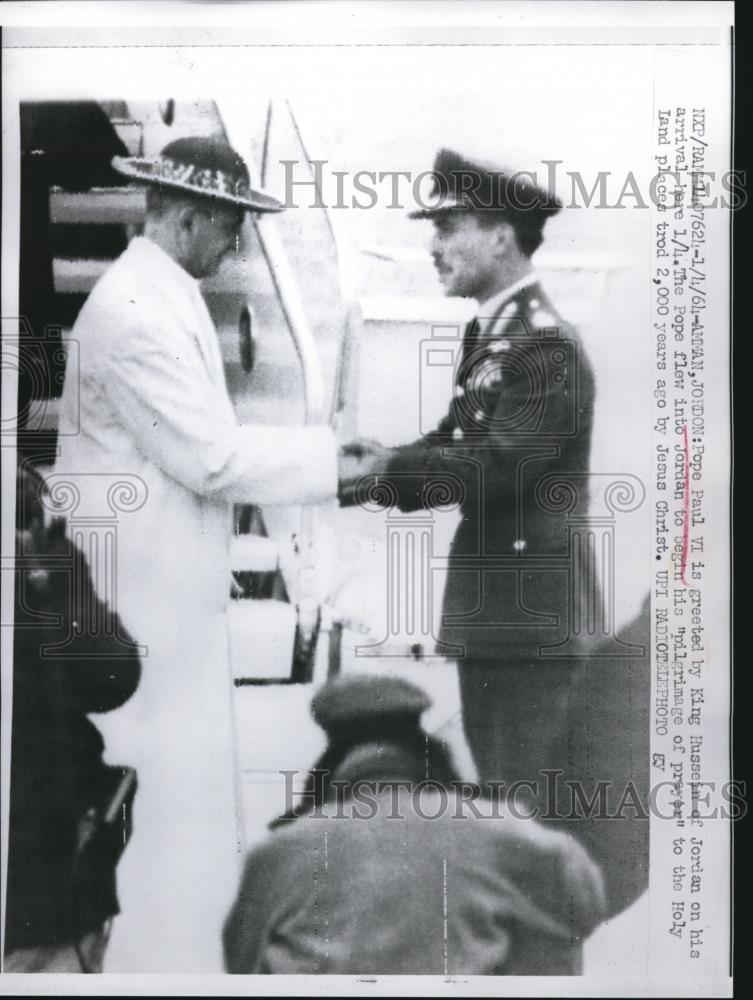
[
  {"x1": 224, "y1": 782, "x2": 605, "y2": 976},
  {"x1": 384, "y1": 281, "x2": 596, "y2": 662},
  {"x1": 5, "y1": 510, "x2": 141, "y2": 954}
]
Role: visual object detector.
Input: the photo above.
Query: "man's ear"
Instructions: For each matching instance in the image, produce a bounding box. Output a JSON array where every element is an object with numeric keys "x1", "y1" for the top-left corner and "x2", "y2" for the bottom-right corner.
[
  {"x1": 176, "y1": 202, "x2": 201, "y2": 240},
  {"x1": 491, "y1": 221, "x2": 516, "y2": 258}
]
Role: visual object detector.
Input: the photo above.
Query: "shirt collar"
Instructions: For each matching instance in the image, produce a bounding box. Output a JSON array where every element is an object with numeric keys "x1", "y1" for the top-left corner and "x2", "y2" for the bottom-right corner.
[
  {"x1": 128, "y1": 235, "x2": 203, "y2": 300},
  {"x1": 476, "y1": 274, "x2": 538, "y2": 334}
]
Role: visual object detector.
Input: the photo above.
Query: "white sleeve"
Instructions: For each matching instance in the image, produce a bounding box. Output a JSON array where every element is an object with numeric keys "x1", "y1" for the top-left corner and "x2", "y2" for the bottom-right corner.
[{"x1": 103, "y1": 321, "x2": 337, "y2": 505}]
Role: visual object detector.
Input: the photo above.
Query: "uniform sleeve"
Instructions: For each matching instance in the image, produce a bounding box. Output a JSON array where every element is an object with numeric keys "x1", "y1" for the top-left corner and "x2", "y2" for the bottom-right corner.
[
  {"x1": 102, "y1": 320, "x2": 338, "y2": 506},
  {"x1": 376, "y1": 423, "x2": 458, "y2": 512}
]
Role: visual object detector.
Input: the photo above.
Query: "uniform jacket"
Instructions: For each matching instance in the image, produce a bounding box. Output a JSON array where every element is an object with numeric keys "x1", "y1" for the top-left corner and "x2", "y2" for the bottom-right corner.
[
  {"x1": 383, "y1": 280, "x2": 596, "y2": 661},
  {"x1": 223, "y1": 785, "x2": 606, "y2": 975},
  {"x1": 54, "y1": 235, "x2": 337, "y2": 972}
]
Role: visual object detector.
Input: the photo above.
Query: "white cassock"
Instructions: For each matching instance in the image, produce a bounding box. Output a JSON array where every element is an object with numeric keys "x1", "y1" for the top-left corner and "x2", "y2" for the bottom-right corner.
[{"x1": 54, "y1": 236, "x2": 337, "y2": 972}]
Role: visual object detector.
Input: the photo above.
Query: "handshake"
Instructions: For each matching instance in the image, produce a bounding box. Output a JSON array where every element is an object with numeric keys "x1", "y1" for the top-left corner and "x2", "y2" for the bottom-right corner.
[{"x1": 338, "y1": 437, "x2": 391, "y2": 507}]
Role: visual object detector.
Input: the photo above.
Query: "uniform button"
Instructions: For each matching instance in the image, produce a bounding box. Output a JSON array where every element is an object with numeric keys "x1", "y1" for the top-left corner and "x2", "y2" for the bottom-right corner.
[
  {"x1": 474, "y1": 409, "x2": 484, "y2": 422},
  {"x1": 513, "y1": 539, "x2": 527, "y2": 552},
  {"x1": 454, "y1": 385, "x2": 465, "y2": 398},
  {"x1": 529, "y1": 298, "x2": 540, "y2": 309},
  {"x1": 452, "y1": 426, "x2": 464, "y2": 440}
]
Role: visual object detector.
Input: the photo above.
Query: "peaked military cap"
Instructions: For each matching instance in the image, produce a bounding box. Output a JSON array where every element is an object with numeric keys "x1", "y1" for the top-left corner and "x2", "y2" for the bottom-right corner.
[
  {"x1": 410, "y1": 147, "x2": 561, "y2": 220},
  {"x1": 311, "y1": 674, "x2": 432, "y2": 736},
  {"x1": 112, "y1": 135, "x2": 283, "y2": 213}
]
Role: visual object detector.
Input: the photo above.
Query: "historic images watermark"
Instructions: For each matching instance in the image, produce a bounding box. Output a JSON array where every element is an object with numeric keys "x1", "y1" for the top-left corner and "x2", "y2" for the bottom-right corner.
[
  {"x1": 1, "y1": 319, "x2": 78, "y2": 440},
  {"x1": 277, "y1": 159, "x2": 747, "y2": 212},
  {"x1": 279, "y1": 770, "x2": 747, "y2": 823}
]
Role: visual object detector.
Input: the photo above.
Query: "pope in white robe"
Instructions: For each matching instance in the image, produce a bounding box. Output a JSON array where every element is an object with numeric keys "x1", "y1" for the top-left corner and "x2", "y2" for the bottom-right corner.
[{"x1": 53, "y1": 137, "x2": 338, "y2": 972}]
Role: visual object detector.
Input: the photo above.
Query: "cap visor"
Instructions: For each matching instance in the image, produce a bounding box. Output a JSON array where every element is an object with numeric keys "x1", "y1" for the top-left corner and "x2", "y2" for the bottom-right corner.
[{"x1": 408, "y1": 203, "x2": 470, "y2": 220}]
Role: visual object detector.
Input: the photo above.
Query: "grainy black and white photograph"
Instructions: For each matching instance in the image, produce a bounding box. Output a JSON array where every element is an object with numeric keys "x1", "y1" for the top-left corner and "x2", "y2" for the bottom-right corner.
[{"x1": 1, "y1": 2, "x2": 735, "y2": 994}]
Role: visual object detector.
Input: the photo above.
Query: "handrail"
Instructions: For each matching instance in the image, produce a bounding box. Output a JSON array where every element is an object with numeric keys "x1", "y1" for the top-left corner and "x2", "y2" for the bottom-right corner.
[
  {"x1": 49, "y1": 187, "x2": 146, "y2": 225},
  {"x1": 278, "y1": 100, "x2": 361, "y2": 431},
  {"x1": 217, "y1": 99, "x2": 328, "y2": 674},
  {"x1": 281, "y1": 99, "x2": 359, "y2": 308},
  {"x1": 268, "y1": 101, "x2": 368, "y2": 678},
  {"x1": 218, "y1": 102, "x2": 327, "y2": 425}
]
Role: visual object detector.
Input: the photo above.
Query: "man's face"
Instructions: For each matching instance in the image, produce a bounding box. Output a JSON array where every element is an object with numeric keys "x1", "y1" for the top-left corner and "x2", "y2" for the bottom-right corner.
[
  {"x1": 184, "y1": 202, "x2": 245, "y2": 279},
  {"x1": 429, "y1": 211, "x2": 504, "y2": 301}
]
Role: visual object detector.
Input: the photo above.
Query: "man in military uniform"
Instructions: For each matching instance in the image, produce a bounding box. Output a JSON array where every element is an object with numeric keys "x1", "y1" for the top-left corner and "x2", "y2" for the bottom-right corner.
[{"x1": 340, "y1": 149, "x2": 596, "y2": 798}]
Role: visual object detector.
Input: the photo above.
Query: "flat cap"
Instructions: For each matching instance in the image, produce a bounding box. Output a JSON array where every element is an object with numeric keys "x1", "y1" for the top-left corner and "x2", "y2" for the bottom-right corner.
[
  {"x1": 311, "y1": 674, "x2": 432, "y2": 735},
  {"x1": 410, "y1": 147, "x2": 561, "y2": 220}
]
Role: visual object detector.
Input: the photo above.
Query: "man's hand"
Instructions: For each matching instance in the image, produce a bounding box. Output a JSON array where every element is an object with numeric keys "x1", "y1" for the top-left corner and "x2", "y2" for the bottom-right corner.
[
  {"x1": 339, "y1": 437, "x2": 391, "y2": 462},
  {"x1": 338, "y1": 438, "x2": 390, "y2": 507}
]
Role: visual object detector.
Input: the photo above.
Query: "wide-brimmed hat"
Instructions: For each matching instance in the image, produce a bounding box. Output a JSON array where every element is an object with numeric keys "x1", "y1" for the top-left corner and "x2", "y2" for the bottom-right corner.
[
  {"x1": 112, "y1": 135, "x2": 283, "y2": 213},
  {"x1": 409, "y1": 147, "x2": 561, "y2": 221}
]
